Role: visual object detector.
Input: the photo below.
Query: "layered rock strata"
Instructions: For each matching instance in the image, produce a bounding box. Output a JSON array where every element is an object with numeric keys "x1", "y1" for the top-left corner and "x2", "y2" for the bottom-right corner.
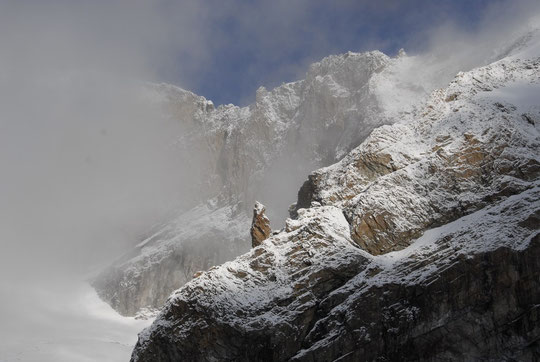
[
  {"x1": 131, "y1": 42, "x2": 540, "y2": 360},
  {"x1": 95, "y1": 49, "x2": 441, "y2": 315}
]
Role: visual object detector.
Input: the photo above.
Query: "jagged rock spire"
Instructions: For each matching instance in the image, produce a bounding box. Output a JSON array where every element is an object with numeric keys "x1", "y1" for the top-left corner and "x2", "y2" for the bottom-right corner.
[{"x1": 250, "y1": 201, "x2": 271, "y2": 248}]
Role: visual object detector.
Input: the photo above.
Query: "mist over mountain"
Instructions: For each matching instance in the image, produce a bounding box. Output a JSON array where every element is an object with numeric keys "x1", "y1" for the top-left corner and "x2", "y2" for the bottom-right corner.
[
  {"x1": 132, "y1": 27, "x2": 540, "y2": 361},
  {"x1": 1, "y1": 1, "x2": 539, "y2": 361}
]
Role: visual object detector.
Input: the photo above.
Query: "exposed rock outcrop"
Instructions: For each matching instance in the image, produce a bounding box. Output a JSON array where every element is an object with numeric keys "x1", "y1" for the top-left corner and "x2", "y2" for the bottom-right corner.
[
  {"x1": 131, "y1": 34, "x2": 540, "y2": 360},
  {"x1": 295, "y1": 56, "x2": 540, "y2": 255},
  {"x1": 95, "y1": 49, "x2": 443, "y2": 315},
  {"x1": 131, "y1": 189, "x2": 540, "y2": 362},
  {"x1": 250, "y1": 202, "x2": 271, "y2": 247}
]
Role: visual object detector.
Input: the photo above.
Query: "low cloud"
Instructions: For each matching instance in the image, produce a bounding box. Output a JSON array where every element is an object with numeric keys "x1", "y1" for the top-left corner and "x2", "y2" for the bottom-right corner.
[
  {"x1": 0, "y1": 0, "x2": 538, "y2": 284},
  {"x1": 0, "y1": 1, "x2": 538, "y2": 360}
]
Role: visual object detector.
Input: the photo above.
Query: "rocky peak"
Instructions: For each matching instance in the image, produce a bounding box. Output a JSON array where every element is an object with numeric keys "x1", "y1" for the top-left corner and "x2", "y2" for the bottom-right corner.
[
  {"x1": 96, "y1": 28, "x2": 540, "y2": 319},
  {"x1": 131, "y1": 34, "x2": 540, "y2": 361},
  {"x1": 94, "y1": 47, "x2": 425, "y2": 316},
  {"x1": 250, "y1": 201, "x2": 271, "y2": 248}
]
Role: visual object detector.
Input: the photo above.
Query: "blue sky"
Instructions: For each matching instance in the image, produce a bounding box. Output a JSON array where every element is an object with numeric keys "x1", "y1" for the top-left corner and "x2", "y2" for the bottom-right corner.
[
  {"x1": 3, "y1": 0, "x2": 535, "y2": 106},
  {"x1": 155, "y1": 0, "x2": 503, "y2": 106}
]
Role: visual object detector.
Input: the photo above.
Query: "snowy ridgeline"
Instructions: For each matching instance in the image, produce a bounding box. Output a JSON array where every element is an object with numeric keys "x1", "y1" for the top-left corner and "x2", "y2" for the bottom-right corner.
[
  {"x1": 96, "y1": 26, "x2": 540, "y2": 324},
  {"x1": 93, "y1": 45, "x2": 457, "y2": 316},
  {"x1": 131, "y1": 28, "x2": 540, "y2": 361}
]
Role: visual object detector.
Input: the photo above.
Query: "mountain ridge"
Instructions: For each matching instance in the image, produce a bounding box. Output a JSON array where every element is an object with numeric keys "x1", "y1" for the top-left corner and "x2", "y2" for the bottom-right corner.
[
  {"x1": 95, "y1": 26, "x2": 540, "y2": 321},
  {"x1": 92, "y1": 49, "x2": 419, "y2": 316},
  {"x1": 130, "y1": 30, "x2": 540, "y2": 360}
]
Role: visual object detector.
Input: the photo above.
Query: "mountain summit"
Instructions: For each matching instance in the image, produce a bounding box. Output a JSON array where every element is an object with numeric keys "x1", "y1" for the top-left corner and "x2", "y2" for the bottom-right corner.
[
  {"x1": 130, "y1": 29, "x2": 540, "y2": 361},
  {"x1": 93, "y1": 49, "x2": 442, "y2": 316}
]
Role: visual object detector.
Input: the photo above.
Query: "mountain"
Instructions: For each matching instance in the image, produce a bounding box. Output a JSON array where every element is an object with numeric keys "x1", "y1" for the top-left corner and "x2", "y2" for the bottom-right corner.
[
  {"x1": 93, "y1": 48, "x2": 454, "y2": 316},
  {"x1": 130, "y1": 29, "x2": 540, "y2": 360}
]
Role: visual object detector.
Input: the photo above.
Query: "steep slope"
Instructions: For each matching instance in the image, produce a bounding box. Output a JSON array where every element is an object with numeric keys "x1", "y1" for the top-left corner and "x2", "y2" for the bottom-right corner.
[
  {"x1": 94, "y1": 50, "x2": 446, "y2": 316},
  {"x1": 296, "y1": 54, "x2": 540, "y2": 254},
  {"x1": 131, "y1": 37, "x2": 540, "y2": 360}
]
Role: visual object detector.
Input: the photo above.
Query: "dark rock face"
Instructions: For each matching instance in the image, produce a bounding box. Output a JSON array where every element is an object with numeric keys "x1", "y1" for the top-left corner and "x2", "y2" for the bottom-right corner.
[
  {"x1": 131, "y1": 235, "x2": 540, "y2": 362},
  {"x1": 295, "y1": 178, "x2": 317, "y2": 214},
  {"x1": 250, "y1": 202, "x2": 272, "y2": 247},
  {"x1": 130, "y1": 184, "x2": 540, "y2": 361},
  {"x1": 296, "y1": 236, "x2": 540, "y2": 362}
]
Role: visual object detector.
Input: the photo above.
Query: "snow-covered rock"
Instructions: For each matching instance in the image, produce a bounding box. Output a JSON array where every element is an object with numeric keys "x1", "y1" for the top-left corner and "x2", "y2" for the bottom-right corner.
[
  {"x1": 298, "y1": 55, "x2": 540, "y2": 255},
  {"x1": 94, "y1": 49, "x2": 441, "y2": 316},
  {"x1": 131, "y1": 30, "x2": 540, "y2": 361}
]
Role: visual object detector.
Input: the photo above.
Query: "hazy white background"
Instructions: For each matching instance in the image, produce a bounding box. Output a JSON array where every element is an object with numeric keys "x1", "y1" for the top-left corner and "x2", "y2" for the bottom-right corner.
[{"x1": 0, "y1": 0, "x2": 539, "y2": 361}]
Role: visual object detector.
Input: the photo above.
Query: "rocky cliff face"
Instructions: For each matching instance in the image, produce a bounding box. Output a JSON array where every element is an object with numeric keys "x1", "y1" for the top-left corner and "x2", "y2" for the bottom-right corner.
[
  {"x1": 295, "y1": 55, "x2": 540, "y2": 255},
  {"x1": 130, "y1": 30, "x2": 540, "y2": 360},
  {"x1": 94, "y1": 49, "x2": 452, "y2": 316},
  {"x1": 131, "y1": 193, "x2": 540, "y2": 361}
]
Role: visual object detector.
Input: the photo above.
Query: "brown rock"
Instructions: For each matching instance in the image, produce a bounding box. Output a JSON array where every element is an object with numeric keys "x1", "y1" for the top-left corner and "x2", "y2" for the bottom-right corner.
[
  {"x1": 131, "y1": 194, "x2": 540, "y2": 362},
  {"x1": 250, "y1": 201, "x2": 271, "y2": 247}
]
